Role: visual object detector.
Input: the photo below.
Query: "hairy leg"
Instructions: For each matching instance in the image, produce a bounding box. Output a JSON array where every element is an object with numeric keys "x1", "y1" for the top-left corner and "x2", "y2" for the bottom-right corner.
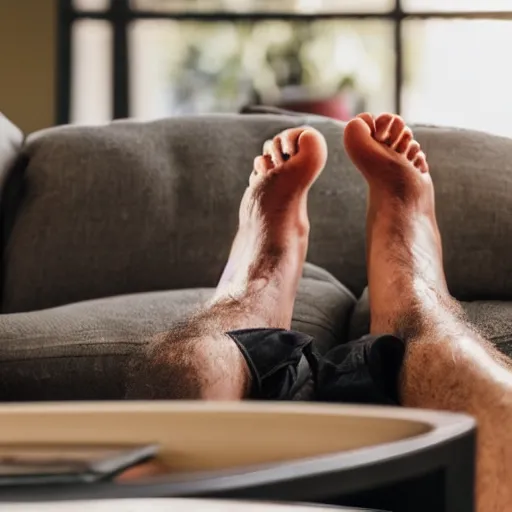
[
  {"x1": 345, "y1": 112, "x2": 512, "y2": 512},
  {"x1": 126, "y1": 127, "x2": 327, "y2": 401}
]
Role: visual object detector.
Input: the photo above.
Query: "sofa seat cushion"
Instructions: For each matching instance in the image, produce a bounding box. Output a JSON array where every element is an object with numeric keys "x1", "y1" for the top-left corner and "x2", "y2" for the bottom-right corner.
[
  {"x1": 349, "y1": 289, "x2": 512, "y2": 358},
  {"x1": 0, "y1": 264, "x2": 355, "y2": 401}
]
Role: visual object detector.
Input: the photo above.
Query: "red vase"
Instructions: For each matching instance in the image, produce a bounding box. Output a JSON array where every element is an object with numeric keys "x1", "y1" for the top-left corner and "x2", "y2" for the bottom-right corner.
[{"x1": 277, "y1": 94, "x2": 352, "y2": 121}]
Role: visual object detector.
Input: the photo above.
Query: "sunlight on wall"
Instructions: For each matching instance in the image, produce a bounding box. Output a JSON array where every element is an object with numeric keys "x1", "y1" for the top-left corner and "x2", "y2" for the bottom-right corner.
[
  {"x1": 71, "y1": 20, "x2": 113, "y2": 124},
  {"x1": 403, "y1": 20, "x2": 512, "y2": 137}
]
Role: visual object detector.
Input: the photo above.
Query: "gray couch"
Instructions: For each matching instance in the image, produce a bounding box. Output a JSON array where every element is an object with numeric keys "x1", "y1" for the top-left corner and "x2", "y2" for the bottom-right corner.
[{"x1": 1, "y1": 111, "x2": 511, "y2": 402}]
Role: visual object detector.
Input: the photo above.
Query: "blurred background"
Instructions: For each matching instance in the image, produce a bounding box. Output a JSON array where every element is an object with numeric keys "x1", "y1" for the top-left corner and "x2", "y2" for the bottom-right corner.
[{"x1": 1, "y1": 0, "x2": 512, "y2": 136}]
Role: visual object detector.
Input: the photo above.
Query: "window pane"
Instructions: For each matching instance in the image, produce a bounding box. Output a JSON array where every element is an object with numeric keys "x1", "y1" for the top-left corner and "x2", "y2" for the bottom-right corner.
[
  {"x1": 402, "y1": 20, "x2": 512, "y2": 137},
  {"x1": 71, "y1": 21, "x2": 112, "y2": 124},
  {"x1": 131, "y1": 0, "x2": 394, "y2": 14},
  {"x1": 403, "y1": 0, "x2": 512, "y2": 12},
  {"x1": 130, "y1": 20, "x2": 394, "y2": 120},
  {"x1": 73, "y1": 0, "x2": 109, "y2": 10}
]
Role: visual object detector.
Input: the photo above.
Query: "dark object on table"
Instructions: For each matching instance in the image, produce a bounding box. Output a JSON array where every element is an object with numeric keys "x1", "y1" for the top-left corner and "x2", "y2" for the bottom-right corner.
[{"x1": 0, "y1": 444, "x2": 158, "y2": 486}]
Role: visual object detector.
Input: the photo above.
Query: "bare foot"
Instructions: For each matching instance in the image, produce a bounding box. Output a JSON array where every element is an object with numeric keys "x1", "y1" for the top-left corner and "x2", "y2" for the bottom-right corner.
[
  {"x1": 344, "y1": 113, "x2": 449, "y2": 334},
  {"x1": 213, "y1": 127, "x2": 327, "y2": 329}
]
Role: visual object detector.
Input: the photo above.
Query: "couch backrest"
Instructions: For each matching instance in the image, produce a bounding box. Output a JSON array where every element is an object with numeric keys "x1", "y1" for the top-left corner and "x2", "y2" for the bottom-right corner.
[{"x1": 2, "y1": 113, "x2": 512, "y2": 313}]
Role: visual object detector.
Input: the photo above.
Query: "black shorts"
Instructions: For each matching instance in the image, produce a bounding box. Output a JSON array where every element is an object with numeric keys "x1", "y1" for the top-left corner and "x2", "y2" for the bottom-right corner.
[{"x1": 227, "y1": 329, "x2": 405, "y2": 405}]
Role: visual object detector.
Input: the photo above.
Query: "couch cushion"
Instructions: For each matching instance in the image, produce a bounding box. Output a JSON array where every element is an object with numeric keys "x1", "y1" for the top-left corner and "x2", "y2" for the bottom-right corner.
[
  {"x1": 458, "y1": 301, "x2": 512, "y2": 359},
  {"x1": 0, "y1": 264, "x2": 355, "y2": 401},
  {"x1": 3, "y1": 114, "x2": 512, "y2": 312},
  {"x1": 348, "y1": 288, "x2": 512, "y2": 359}
]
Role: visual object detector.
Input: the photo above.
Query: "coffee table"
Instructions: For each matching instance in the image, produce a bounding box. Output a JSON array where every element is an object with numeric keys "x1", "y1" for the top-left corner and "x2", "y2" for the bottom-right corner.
[
  {"x1": 6, "y1": 498, "x2": 381, "y2": 512},
  {"x1": 0, "y1": 402, "x2": 475, "y2": 511}
]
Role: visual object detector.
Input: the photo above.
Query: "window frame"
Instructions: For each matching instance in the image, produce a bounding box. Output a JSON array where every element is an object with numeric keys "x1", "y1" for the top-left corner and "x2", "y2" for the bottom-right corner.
[{"x1": 56, "y1": 0, "x2": 512, "y2": 124}]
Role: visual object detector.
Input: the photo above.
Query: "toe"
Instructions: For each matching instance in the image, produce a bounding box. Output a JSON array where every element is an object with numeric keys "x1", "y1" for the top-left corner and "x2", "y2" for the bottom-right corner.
[
  {"x1": 253, "y1": 154, "x2": 273, "y2": 175},
  {"x1": 387, "y1": 116, "x2": 406, "y2": 147},
  {"x1": 413, "y1": 152, "x2": 429, "y2": 173},
  {"x1": 264, "y1": 139, "x2": 284, "y2": 167},
  {"x1": 295, "y1": 127, "x2": 328, "y2": 172},
  {"x1": 273, "y1": 136, "x2": 287, "y2": 165},
  {"x1": 394, "y1": 128, "x2": 413, "y2": 153},
  {"x1": 344, "y1": 116, "x2": 381, "y2": 167},
  {"x1": 277, "y1": 126, "x2": 327, "y2": 173},
  {"x1": 356, "y1": 112, "x2": 376, "y2": 134},
  {"x1": 406, "y1": 141, "x2": 421, "y2": 161},
  {"x1": 375, "y1": 113, "x2": 395, "y2": 143},
  {"x1": 250, "y1": 155, "x2": 273, "y2": 186},
  {"x1": 280, "y1": 131, "x2": 298, "y2": 159},
  {"x1": 345, "y1": 117, "x2": 373, "y2": 143}
]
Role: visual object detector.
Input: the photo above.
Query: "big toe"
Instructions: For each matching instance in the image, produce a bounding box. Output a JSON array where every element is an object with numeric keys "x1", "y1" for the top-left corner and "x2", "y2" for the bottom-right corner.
[
  {"x1": 295, "y1": 127, "x2": 328, "y2": 173},
  {"x1": 278, "y1": 127, "x2": 327, "y2": 186},
  {"x1": 343, "y1": 115, "x2": 388, "y2": 173}
]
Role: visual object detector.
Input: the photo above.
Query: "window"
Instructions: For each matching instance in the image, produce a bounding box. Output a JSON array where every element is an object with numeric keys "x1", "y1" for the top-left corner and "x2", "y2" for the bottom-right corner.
[{"x1": 59, "y1": 0, "x2": 512, "y2": 137}]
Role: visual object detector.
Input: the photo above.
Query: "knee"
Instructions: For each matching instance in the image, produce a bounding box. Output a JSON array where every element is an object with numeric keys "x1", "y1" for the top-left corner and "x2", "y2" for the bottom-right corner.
[{"x1": 125, "y1": 333, "x2": 250, "y2": 400}]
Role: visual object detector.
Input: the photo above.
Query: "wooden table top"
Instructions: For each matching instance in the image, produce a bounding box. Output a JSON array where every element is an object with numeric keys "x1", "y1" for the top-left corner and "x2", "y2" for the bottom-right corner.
[{"x1": 2, "y1": 498, "x2": 380, "y2": 512}]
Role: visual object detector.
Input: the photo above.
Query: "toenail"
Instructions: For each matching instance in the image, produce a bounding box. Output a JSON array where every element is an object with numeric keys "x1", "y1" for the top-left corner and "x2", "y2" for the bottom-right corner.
[{"x1": 282, "y1": 153, "x2": 291, "y2": 161}]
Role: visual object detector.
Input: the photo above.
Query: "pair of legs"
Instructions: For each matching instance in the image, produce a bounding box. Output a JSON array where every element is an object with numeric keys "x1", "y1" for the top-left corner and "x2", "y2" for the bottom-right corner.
[{"x1": 128, "y1": 114, "x2": 512, "y2": 511}]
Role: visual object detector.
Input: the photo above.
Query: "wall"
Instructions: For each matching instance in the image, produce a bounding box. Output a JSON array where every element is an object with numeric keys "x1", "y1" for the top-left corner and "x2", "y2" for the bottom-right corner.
[{"x1": 0, "y1": 0, "x2": 57, "y2": 134}]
